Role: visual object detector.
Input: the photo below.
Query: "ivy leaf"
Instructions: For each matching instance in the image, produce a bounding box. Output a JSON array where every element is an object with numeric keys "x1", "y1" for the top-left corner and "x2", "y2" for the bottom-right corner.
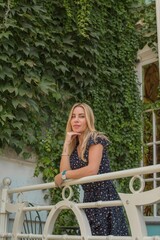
[
  {"x1": 12, "y1": 98, "x2": 27, "y2": 109},
  {"x1": 0, "y1": 54, "x2": 8, "y2": 62},
  {"x1": 3, "y1": 85, "x2": 16, "y2": 93},
  {"x1": 0, "y1": 112, "x2": 15, "y2": 121},
  {"x1": 0, "y1": 31, "x2": 13, "y2": 39},
  {"x1": 27, "y1": 99, "x2": 39, "y2": 112},
  {"x1": 18, "y1": 87, "x2": 33, "y2": 97},
  {"x1": 25, "y1": 59, "x2": 36, "y2": 67},
  {"x1": 35, "y1": 41, "x2": 46, "y2": 47},
  {"x1": 37, "y1": 79, "x2": 56, "y2": 94},
  {"x1": 15, "y1": 111, "x2": 28, "y2": 121},
  {"x1": 63, "y1": 36, "x2": 75, "y2": 45},
  {"x1": 12, "y1": 122, "x2": 23, "y2": 130},
  {"x1": 57, "y1": 65, "x2": 69, "y2": 74},
  {"x1": 2, "y1": 66, "x2": 16, "y2": 79}
]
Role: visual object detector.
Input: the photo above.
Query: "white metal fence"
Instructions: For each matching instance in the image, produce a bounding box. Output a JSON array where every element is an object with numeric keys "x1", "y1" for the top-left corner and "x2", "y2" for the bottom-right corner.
[{"x1": 0, "y1": 164, "x2": 160, "y2": 240}]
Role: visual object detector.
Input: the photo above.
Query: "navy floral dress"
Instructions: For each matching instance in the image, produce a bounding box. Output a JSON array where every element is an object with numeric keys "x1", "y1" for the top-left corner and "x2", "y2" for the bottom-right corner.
[{"x1": 70, "y1": 135, "x2": 129, "y2": 236}]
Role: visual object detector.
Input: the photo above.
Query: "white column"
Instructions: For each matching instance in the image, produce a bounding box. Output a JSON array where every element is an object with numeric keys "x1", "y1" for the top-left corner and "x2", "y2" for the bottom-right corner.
[{"x1": 0, "y1": 178, "x2": 11, "y2": 240}]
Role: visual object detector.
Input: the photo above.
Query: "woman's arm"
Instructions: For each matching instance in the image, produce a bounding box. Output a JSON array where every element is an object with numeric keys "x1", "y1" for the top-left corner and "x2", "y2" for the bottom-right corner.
[
  {"x1": 66, "y1": 143, "x2": 103, "y2": 178},
  {"x1": 59, "y1": 141, "x2": 71, "y2": 172},
  {"x1": 54, "y1": 143, "x2": 103, "y2": 187},
  {"x1": 60, "y1": 131, "x2": 81, "y2": 172}
]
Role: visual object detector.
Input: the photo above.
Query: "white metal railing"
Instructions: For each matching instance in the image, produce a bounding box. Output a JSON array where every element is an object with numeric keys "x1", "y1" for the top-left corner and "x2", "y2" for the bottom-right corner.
[{"x1": 0, "y1": 164, "x2": 160, "y2": 240}]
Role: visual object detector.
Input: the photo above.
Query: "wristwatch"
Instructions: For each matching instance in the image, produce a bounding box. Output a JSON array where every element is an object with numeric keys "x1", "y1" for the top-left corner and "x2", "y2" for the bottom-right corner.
[{"x1": 61, "y1": 170, "x2": 67, "y2": 180}]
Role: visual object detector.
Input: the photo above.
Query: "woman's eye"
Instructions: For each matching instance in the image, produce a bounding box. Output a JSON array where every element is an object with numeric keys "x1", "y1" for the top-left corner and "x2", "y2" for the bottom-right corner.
[{"x1": 71, "y1": 114, "x2": 85, "y2": 118}]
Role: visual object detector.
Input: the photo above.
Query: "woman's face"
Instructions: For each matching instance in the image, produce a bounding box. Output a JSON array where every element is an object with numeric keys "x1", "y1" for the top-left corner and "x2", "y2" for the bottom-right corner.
[{"x1": 71, "y1": 106, "x2": 87, "y2": 133}]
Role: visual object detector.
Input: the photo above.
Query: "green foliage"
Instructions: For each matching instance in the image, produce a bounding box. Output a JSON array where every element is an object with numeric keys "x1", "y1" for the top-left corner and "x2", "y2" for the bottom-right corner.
[
  {"x1": 63, "y1": 0, "x2": 92, "y2": 37},
  {"x1": 0, "y1": 0, "x2": 60, "y2": 156},
  {"x1": 137, "y1": 0, "x2": 157, "y2": 52},
  {"x1": 33, "y1": 102, "x2": 81, "y2": 231},
  {"x1": 35, "y1": 1, "x2": 143, "y2": 196},
  {"x1": 84, "y1": 0, "x2": 143, "y2": 192}
]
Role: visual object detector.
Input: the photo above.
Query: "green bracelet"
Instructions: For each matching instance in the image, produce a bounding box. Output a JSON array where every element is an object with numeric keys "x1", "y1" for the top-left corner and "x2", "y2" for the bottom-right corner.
[{"x1": 61, "y1": 170, "x2": 67, "y2": 180}]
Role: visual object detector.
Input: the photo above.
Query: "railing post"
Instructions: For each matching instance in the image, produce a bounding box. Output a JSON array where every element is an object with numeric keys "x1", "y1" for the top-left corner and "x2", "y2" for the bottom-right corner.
[{"x1": 0, "y1": 177, "x2": 12, "y2": 240}]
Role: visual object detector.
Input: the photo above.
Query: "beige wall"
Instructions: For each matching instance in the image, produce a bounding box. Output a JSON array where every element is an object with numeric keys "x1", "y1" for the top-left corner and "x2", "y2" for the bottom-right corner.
[{"x1": 0, "y1": 146, "x2": 48, "y2": 205}]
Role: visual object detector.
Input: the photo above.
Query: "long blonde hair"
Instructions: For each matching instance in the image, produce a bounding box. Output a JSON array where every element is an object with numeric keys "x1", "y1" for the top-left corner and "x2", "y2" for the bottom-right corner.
[{"x1": 66, "y1": 103, "x2": 107, "y2": 160}]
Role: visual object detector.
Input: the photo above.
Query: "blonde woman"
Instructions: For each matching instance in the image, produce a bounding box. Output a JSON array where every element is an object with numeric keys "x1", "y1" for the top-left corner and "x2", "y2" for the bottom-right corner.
[{"x1": 54, "y1": 103, "x2": 128, "y2": 236}]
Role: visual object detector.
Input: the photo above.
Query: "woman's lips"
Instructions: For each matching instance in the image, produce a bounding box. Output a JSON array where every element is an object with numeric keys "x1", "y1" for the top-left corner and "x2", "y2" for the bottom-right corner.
[{"x1": 73, "y1": 125, "x2": 80, "y2": 129}]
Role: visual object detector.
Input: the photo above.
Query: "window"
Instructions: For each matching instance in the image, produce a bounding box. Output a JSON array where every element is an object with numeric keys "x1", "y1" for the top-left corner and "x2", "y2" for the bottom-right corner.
[
  {"x1": 143, "y1": 109, "x2": 160, "y2": 216},
  {"x1": 137, "y1": 43, "x2": 160, "y2": 218},
  {"x1": 141, "y1": 60, "x2": 160, "y2": 217}
]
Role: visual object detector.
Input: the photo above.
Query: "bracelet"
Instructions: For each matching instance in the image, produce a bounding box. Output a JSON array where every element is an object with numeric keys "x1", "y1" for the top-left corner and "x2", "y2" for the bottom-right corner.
[
  {"x1": 61, "y1": 154, "x2": 69, "y2": 156},
  {"x1": 61, "y1": 170, "x2": 67, "y2": 180}
]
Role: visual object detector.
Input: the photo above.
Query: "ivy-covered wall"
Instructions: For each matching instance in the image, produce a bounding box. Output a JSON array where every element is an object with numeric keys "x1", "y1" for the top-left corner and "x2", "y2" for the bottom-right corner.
[{"x1": 0, "y1": 0, "x2": 143, "y2": 192}]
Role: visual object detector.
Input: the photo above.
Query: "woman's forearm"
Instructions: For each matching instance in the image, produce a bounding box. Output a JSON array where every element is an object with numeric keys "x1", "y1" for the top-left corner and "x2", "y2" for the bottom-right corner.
[
  {"x1": 60, "y1": 141, "x2": 71, "y2": 172},
  {"x1": 65, "y1": 166, "x2": 98, "y2": 180}
]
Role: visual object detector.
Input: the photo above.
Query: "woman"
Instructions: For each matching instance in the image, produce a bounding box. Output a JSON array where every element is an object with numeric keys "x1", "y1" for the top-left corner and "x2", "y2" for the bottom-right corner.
[{"x1": 54, "y1": 102, "x2": 128, "y2": 236}]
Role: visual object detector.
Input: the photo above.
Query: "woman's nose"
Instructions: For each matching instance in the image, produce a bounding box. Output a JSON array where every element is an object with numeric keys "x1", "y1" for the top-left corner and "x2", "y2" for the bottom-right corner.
[{"x1": 74, "y1": 116, "x2": 79, "y2": 122}]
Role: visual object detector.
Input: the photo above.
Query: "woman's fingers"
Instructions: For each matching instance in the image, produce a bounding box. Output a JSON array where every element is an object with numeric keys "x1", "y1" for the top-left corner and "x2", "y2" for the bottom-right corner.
[
  {"x1": 66, "y1": 132, "x2": 81, "y2": 143},
  {"x1": 54, "y1": 174, "x2": 63, "y2": 187}
]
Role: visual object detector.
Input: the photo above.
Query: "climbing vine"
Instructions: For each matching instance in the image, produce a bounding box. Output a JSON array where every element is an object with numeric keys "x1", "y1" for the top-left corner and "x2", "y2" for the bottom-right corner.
[
  {"x1": 63, "y1": 0, "x2": 92, "y2": 37},
  {"x1": 34, "y1": 0, "x2": 144, "y2": 193},
  {"x1": 138, "y1": 0, "x2": 157, "y2": 52}
]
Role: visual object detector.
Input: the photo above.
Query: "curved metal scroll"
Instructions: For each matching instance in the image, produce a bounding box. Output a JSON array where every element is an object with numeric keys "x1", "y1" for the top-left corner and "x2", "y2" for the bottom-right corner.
[
  {"x1": 119, "y1": 186, "x2": 160, "y2": 239},
  {"x1": 43, "y1": 200, "x2": 91, "y2": 240}
]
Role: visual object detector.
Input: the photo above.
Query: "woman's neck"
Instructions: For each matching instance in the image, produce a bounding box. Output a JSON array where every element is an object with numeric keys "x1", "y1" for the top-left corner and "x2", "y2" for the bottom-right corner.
[{"x1": 78, "y1": 134, "x2": 84, "y2": 146}]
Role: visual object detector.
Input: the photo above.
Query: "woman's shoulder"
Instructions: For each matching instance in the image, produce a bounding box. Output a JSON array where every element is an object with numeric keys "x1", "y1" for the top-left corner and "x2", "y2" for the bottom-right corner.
[{"x1": 87, "y1": 131, "x2": 109, "y2": 147}]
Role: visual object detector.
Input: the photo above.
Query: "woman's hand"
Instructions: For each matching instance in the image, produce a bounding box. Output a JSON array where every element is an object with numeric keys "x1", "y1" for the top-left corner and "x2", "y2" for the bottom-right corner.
[
  {"x1": 54, "y1": 173, "x2": 63, "y2": 187},
  {"x1": 65, "y1": 131, "x2": 81, "y2": 144}
]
